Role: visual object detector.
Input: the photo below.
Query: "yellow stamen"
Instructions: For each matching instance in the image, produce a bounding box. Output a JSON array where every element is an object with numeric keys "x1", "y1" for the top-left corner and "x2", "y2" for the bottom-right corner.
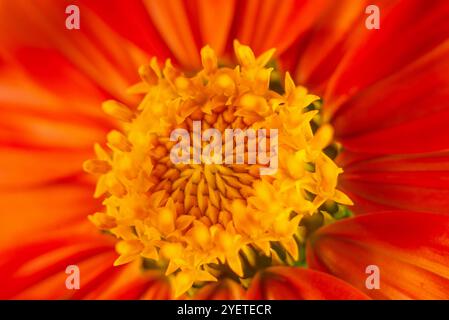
[
  {"x1": 83, "y1": 159, "x2": 111, "y2": 174},
  {"x1": 102, "y1": 100, "x2": 134, "y2": 122},
  {"x1": 85, "y1": 42, "x2": 351, "y2": 297}
]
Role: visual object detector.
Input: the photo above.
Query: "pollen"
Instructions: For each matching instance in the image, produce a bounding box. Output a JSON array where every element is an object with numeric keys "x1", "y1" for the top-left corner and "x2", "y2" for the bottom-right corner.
[{"x1": 84, "y1": 41, "x2": 352, "y2": 297}]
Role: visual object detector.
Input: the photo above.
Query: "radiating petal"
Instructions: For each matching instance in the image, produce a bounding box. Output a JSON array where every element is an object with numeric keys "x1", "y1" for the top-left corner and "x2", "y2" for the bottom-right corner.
[
  {"x1": 324, "y1": 0, "x2": 449, "y2": 116},
  {"x1": 0, "y1": 0, "x2": 149, "y2": 102},
  {"x1": 233, "y1": 0, "x2": 328, "y2": 56},
  {"x1": 0, "y1": 223, "x2": 113, "y2": 299},
  {"x1": 194, "y1": 279, "x2": 245, "y2": 300},
  {"x1": 80, "y1": 0, "x2": 173, "y2": 62},
  {"x1": 291, "y1": 0, "x2": 395, "y2": 94},
  {"x1": 0, "y1": 181, "x2": 98, "y2": 248},
  {"x1": 196, "y1": 0, "x2": 236, "y2": 56},
  {"x1": 0, "y1": 112, "x2": 107, "y2": 150},
  {"x1": 247, "y1": 266, "x2": 369, "y2": 300},
  {"x1": 0, "y1": 148, "x2": 93, "y2": 188},
  {"x1": 144, "y1": 0, "x2": 201, "y2": 69},
  {"x1": 332, "y1": 40, "x2": 449, "y2": 154},
  {"x1": 308, "y1": 211, "x2": 449, "y2": 299},
  {"x1": 0, "y1": 222, "x2": 172, "y2": 299},
  {"x1": 0, "y1": 49, "x2": 106, "y2": 118},
  {"x1": 339, "y1": 152, "x2": 449, "y2": 214},
  {"x1": 92, "y1": 262, "x2": 173, "y2": 300}
]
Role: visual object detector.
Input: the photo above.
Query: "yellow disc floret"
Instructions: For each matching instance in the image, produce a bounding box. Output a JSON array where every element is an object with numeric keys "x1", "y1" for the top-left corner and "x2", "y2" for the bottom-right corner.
[{"x1": 84, "y1": 41, "x2": 352, "y2": 297}]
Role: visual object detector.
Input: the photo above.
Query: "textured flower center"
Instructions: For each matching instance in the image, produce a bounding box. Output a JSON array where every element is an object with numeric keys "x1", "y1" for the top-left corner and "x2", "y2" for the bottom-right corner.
[{"x1": 84, "y1": 41, "x2": 352, "y2": 297}]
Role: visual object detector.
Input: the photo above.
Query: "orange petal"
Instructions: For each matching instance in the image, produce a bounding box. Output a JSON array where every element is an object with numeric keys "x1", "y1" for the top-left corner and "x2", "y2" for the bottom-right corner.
[
  {"x1": 144, "y1": 0, "x2": 201, "y2": 69},
  {"x1": 0, "y1": 53, "x2": 114, "y2": 162},
  {"x1": 233, "y1": 0, "x2": 328, "y2": 55},
  {"x1": 93, "y1": 261, "x2": 173, "y2": 300},
  {"x1": 0, "y1": 50, "x2": 113, "y2": 150},
  {"x1": 247, "y1": 266, "x2": 369, "y2": 300},
  {"x1": 194, "y1": 279, "x2": 245, "y2": 300},
  {"x1": 196, "y1": 0, "x2": 236, "y2": 55},
  {"x1": 13, "y1": 250, "x2": 117, "y2": 300},
  {"x1": 0, "y1": 181, "x2": 98, "y2": 249},
  {"x1": 0, "y1": 49, "x2": 106, "y2": 119},
  {"x1": 0, "y1": 0, "x2": 148, "y2": 102},
  {"x1": 0, "y1": 111, "x2": 108, "y2": 149},
  {"x1": 307, "y1": 211, "x2": 449, "y2": 299},
  {"x1": 0, "y1": 148, "x2": 93, "y2": 188},
  {"x1": 0, "y1": 222, "x2": 114, "y2": 299},
  {"x1": 0, "y1": 222, "x2": 172, "y2": 299}
]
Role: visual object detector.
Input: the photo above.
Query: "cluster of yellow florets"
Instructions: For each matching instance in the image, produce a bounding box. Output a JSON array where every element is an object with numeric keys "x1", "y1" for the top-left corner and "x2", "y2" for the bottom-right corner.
[{"x1": 84, "y1": 41, "x2": 352, "y2": 297}]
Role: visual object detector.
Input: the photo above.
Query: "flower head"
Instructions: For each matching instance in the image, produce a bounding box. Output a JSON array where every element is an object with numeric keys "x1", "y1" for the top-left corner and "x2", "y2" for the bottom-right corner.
[{"x1": 84, "y1": 42, "x2": 351, "y2": 296}]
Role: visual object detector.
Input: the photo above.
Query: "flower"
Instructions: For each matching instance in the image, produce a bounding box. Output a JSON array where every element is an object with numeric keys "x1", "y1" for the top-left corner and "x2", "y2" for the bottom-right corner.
[{"x1": 1, "y1": 0, "x2": 449, "y2": 299}]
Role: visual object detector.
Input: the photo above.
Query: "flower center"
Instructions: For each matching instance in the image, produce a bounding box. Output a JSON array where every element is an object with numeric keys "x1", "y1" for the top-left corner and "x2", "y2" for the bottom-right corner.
[{"x1": 84, "y1": 41, "x2": 352, "y2": 297}]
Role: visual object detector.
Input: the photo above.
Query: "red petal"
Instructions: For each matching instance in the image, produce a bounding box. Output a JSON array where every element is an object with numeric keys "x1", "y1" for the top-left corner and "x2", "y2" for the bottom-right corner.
[
  {"x1": 0, "y1": 223, "x2": 114, "y2": 299},
  {"x1": 232, "y1": 0, "x2": 328, "y2": 56},
  {"x1": 291, "y1": 0, "x2": 396, "y2": 94},
  {"x1": 81, "y1": 0, "x2": 173, "y2": 62},
  {"x1": 0, "y1": 0, "x2": 148, "y2": 102},
  {"x1": 194, "y1": 279, "x2": 245, "y2": 300},
  {"x1": 0, "y1": 222, "x2": 173, "y2": 299},
  {"x1": 339, "y1": 152, "x2": 449, "y2": 214},
  {"x1": 247, "y1": 266, "x2": 369, "y2": 300},
  {"x1": 325, "y1": 0, "x2": 449, "y2": 113},
  {"x1": 92, "y1": 263, "x2": 173, "y2": 300},
  {"x1": 332, "y1": 41, "x2": 449, "y2": 154},
  {"x1": 144, "y1": 0, "x2": 201, "y2": 69},
  {"x1": 307, "y1": 211, "x2": 449, "y2": 299},
  {"x1": 0, "y1": 49, "x2": 107, "y2": 118}
]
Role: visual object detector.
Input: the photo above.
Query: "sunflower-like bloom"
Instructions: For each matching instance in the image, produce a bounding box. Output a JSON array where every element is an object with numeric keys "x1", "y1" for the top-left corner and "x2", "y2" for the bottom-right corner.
[{"x1": 1, "y1": 0, "x2": 449, "y2": 300}]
